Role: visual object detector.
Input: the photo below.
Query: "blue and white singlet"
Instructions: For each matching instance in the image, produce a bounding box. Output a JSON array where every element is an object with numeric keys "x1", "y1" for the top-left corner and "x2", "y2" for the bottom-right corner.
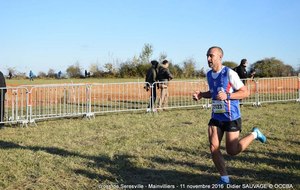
[{"x1": 207, "y1": 66, "x2": 244, "y2": 121}]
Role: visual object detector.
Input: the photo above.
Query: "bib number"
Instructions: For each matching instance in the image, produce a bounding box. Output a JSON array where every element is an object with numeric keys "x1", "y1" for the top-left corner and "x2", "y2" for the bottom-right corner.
[{"x1": 212, "y1": 100, "x2": 226, "y2": 113}]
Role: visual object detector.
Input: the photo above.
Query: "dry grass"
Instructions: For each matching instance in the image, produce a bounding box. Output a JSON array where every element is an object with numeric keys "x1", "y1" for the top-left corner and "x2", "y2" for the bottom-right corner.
[{"x1": 0, "y1": 102, "x2": 299, "y2": 189}]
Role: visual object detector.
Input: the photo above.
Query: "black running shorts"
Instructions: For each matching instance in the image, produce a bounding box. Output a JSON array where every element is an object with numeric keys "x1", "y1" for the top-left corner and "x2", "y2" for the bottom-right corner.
[{"x1": 208, "y1": 118, "x2": 242, "y2": 132}]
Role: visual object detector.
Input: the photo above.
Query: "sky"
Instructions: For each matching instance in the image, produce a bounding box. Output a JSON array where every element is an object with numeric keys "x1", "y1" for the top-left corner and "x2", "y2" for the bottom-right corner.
[{"x1": 1, "y1": 0, "x2": 300, "y2": 75}]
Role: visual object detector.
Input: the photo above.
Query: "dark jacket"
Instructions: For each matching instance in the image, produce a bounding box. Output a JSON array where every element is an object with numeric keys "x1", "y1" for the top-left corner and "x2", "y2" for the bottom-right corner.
[
  {"x1": 156, "y1": 64, "x2": 173, "y2": 82},
  {"x1": 0, "y1": 71, "x2": 7, "y2": 94},
  {"x1": 145, "y1": 65, "x2": 157, "y2": 84},
  {"x1": 234, "y1": 65, "x2": 247, "y2": 79}
]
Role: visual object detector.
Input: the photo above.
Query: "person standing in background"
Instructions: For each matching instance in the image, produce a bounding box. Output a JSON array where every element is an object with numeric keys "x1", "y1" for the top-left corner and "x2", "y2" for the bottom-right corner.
[
  {"x1": 234, "y1": 59, "x2": 249, "y2": 84},
  {"x1": 8, "y1": 71, "x2": 12, "y2": 79},
  {"x1": 156, "y1": 60, "x2": 173, "y2": 111},
  {"x1": 0, "y1": 70, "x2": 7, "y2": 127},
  {"x1": 234, "y1": 59, "x2": 255, "y2": 104},
  {"x1": 29, "y1": 70, "x2": 34, "y2": 81},
  {"x1": 145, "y1": 60, "x2": 159, "y2": 112},
  {"x1": 57, "y1": 71, "x2": 62, "y2": 79}
]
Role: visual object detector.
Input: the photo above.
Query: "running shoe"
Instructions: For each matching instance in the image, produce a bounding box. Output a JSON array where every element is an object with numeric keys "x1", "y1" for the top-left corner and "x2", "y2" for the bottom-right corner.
[
  {"x1": 217, "y1": 179, "x2": 230, "y2": 184},
  {"x1": 252, "y1": 127, "x2": 267, "y2": 143}
]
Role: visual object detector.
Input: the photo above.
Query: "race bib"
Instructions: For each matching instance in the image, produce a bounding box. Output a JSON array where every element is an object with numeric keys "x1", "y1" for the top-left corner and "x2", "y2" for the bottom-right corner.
[{"x1": 212, "y1": 100, "x2": 226, "y2": 113}]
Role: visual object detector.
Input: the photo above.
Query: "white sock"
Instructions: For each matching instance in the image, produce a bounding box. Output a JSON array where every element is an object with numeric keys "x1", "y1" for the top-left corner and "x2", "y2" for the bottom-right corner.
[{"x1": 252, "y1": 131, "x2": 257, "y2": 139}]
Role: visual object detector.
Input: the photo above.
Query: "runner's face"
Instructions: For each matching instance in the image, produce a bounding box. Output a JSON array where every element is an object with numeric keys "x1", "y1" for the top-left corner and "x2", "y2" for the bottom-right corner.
[{"x1": 206, "y1": 48, "x2": 222, "y2": 71}]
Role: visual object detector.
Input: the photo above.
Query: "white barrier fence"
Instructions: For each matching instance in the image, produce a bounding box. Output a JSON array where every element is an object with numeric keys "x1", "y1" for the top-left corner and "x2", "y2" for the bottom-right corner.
[
  {"x1": 29, "y1": 84, "x2": 90, "y2": 121},
  {"x1": 153, "y1": 80, "x2": 210, "y2": 111},
  {"x1": 1, "y1": 87, "x2": 28, "y2": 126},
  {"x1": 0, "y1": 76, "x2": 299, "y2": 126},
  {"x1": 254, "y1": 77, "x2": 300, "y2": 104},
  {"x1": 90, "y1": 82, "x2": 149, "y2": 114}
]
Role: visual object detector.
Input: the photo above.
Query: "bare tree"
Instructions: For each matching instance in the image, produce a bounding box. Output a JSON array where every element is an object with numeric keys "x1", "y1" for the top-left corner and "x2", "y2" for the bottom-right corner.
[
  {"x1": 139, "y1": 43, "x2": 153, "y2": 64},
  {"x1": 159, "y1": 52, "x2": 168, "y2": 63},
  {"x1": 38, "y1": 71, "x2": 47, "y2": 78},
  {"x1": 66, "y1": 62, "x2": 82, "y2": 78},
  {"x1": 6, "y1": 67, "x2": 17, "y2": 79},
  {"x1": 48, "y1": 69, "x2": 56, "y2": 78}
]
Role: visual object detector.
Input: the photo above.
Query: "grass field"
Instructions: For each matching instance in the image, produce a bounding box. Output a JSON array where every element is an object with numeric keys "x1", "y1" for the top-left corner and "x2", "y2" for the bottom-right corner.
[{"x1": 0, "y1": 102, "x2": 299, "y2": 189}]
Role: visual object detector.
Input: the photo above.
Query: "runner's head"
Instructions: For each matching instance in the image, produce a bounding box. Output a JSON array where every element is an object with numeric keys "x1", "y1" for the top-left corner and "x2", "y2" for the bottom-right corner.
[{"x1": 206, "y1": 46, "x2": 223, "y2": 72}]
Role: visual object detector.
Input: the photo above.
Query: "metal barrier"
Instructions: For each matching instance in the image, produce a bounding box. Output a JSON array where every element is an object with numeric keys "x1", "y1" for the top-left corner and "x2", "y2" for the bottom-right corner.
[
  {"x1": 1, "y1": 87, "x2": 29, "y2": 126},
  {"x1": 0, "y1": 76, "x2": 299, "y2": 125},
  {"x1": 240, "y1": 79, "x2": 259, "y2": 105},
  {"x1": 28, "y1": 84, "x2": 89, "y2": 122},
  {"x1": 153, "y1": 80, "x2": 209, "y2": 111},
  {"x1": 144, "y1": 77, "x2": 300, "y2": 110},
  {"x1": 255, "y1": 77, "x2": 299, "y2": 104},
  {"x1": 90, "y1": 82, "x2": 149, "y2": 114}
]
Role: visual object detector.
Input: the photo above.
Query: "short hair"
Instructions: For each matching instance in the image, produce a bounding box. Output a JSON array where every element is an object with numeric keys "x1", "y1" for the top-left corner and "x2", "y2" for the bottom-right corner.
[
  {"x1": 162, "y1": 60, "x2": 169, "y2": 65},
  {"x1": 207, "y1": 46, "x2": 224, "y2": 57},
  {"x1": 240, "y1": 59, "x2": 247, "y2": 65},
  {"x1": 151, "y1": 60, "x2": 159, "y2": 66}
]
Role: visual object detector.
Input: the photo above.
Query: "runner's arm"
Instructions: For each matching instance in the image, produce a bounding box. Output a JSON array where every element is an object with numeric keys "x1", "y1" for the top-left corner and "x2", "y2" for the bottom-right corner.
[
  {"x1": 218, "y1": 85, "x2": 249, "y2": 101},
  {"x1": 217, "y1": 69, "x2": 250, "y2": 100},
  {"x1": 193, "y1": 90, "x2": 211, "y2": 101}
]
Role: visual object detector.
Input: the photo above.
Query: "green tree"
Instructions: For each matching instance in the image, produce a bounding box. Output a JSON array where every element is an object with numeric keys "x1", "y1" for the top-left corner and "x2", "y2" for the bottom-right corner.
[
  {"x1": 136, "y1": 63, "x2": 149, "y2": 78},
  {"x1": 183, "y1": 58, "x2": 196, "y2": 78},
  {"x1": 89, "y1": 64, "x2": 103, "y2": 78},
  {"x1": 139, "y1": 43, "x2": 153, "y2": 65},
  {"x1": 251, "y1": 57, "x2": 295, "y2": 77},
  {"x1": 297, "y1": 64, "x2": 300, "y2": 74},
  {"x1": 223, "y1": 61, "x2": 238, "y2": 69},
  {"x1": 195, "y1": 67, "x2": 206, "y2": 78},
  {"x1": 103, "y1": 63, "x2": 118, "y2": 77},
  {"x1": 169, "y1": 64, "x2": 183, "y2": 78},
  {"x1": 47, "y1": 69, "x2": 56, "y2": 78},
  {"x1": 66, "y1": 62, "x2": 82, "y2": 78},
  {"x1": 282, "y1": 65, "x2": 295, "y2": 76},
  {"x1": 38, "y1": 71, "x2": 47, "y2": 78},
  {"x1": 119, "y1": 44, "x2": 153, "y2": 78},
  {"x1": 132, "y1": 55, "x2": 139, "y2": 66},
  {"x1": 119, "y1": 61, "x2": 136, "y2": 78}
]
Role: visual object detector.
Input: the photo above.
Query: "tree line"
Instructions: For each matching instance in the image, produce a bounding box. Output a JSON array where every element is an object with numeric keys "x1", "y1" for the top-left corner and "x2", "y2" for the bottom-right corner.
[
  {"x1": 64, "y1": 44, "x2": 207, "y2": 79},
  {"x1": 5, "y1": 44, "x2": 300, "y2": 79},
  {"x1": 223, "y1": 57, "x2": 299, "y2": 78}
]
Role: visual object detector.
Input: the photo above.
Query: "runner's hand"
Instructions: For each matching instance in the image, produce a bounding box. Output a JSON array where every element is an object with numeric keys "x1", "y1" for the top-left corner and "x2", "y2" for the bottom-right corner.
[
  {"x1": 217, "y1": 91, "x2": 227, "y2": 101},
  {"x1": 193, "y1": 91, "x2": 200, "y2": 101}
]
